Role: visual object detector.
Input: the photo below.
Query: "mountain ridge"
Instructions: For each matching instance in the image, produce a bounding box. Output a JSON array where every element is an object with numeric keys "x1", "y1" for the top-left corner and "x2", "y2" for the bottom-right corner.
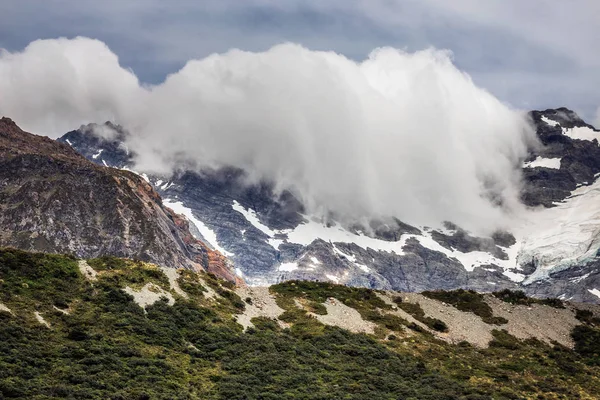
[{"x1": 57, "y1": 108, "x2": 600, "y2": 303}]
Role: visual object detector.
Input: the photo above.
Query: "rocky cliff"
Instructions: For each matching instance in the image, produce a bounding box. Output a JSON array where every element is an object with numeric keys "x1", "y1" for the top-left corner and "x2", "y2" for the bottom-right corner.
[{"x1": 0, "y1": 117, "x2": 238, "y2": 282}]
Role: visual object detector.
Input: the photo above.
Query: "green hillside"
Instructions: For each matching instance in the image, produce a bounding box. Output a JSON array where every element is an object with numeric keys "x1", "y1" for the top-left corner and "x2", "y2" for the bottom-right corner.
[{"x1": 0, "y1": 248, "x2": 599, "y2": 399}]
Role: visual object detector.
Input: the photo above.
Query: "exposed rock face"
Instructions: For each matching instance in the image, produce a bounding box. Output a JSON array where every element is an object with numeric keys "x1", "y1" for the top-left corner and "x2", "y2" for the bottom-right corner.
[
  {"x1": 58, "y1": 110, "x2": 600, "y2": 303},
  {"x1": 522, "y1": 108, "x2": 600, "y2": 207},
  {"x1": 0, "y1": 117, "x2": 237, "y2": 282}
]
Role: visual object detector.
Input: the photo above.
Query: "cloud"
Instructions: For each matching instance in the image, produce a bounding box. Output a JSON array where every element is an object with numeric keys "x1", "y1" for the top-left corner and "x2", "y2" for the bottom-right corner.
[
  {"x1": 0, "y1": 38, "x2": 141, "y2": 135},
  {"x1": 0, "y1": 37, "x2": 536, "y2": 233},
  {"x1": 1, "y1": 1, "x2": 599, "y2": 120}
]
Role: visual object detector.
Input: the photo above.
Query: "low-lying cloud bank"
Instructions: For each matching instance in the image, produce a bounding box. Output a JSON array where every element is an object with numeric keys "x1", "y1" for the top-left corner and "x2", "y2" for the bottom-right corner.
[{"x1": 0, "y1": 37, "x2": 536, "y2": 232}]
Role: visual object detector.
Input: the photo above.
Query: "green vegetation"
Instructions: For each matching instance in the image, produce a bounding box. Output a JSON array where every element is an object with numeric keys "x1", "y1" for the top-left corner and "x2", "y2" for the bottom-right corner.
[
  {"x1": 422, "y1": 289, "x2": 508, "y2": 325},
  {"x1": 571, "y1": 307, "x2": 600, "y2": 366},
  {"x1": 1, "y1": 248, "x2": 599, "y2": 399},
  {"x1": 575, "y1": 308, "x2": 600, "y2": 325},
  {"x1": 270, "y1": 280, "x2": 389, "y2": 315},
  {"x1": 87, "y1": 256, "x2": 170, "y2": 289},
  {"x1": 493, "y1": 289, "x2": 565, "y2": 309},
  {"x1": 572, "y1": 325, "x2": 600, "y2": 365}
]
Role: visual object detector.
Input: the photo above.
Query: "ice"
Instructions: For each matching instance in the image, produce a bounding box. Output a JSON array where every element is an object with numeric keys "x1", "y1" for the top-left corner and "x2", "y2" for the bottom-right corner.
[
  {"x1": 333, "y1": 245, "x2": 357, "y2": 262},
  {"x1": 539, "y1": 115, "x2": 598, "y2": 143},
  {"x1": 503, "y1": 270, "x2": 526, "y2": 283},
  {"x1": 332, "y1": 245, "x2": 369, "y2": 272},
  {"x1": 232, "y1": 201, "x2": 288, "y2": 250},
  {"x1": 589, "y1": 289, "x2": 600, "y2": 299},
  {"x1": 517, "y1": 178, "x2": 600, "y2": 283},
  {"x1": 65, "y1": 139, "x2": 72, "y2": 146},
  {"x1": 523, "y1": 157, "x2": 561, "y2": 169},
  {"x1": 287, "y1": 218, "x2": 411, "y2": 253},
  {"x1": 540, "y1": 116, "x2": 559, "y2": 127},
  {"x1": 571, "y1": 273, "x2": 591, "y2": 284},
  {"x1": 278, "y1": 262, "x2": 298, "y2": 272},
  {"x1": 230, "y1": 174, "x2": 600, "y2": 283},
  {"x1": 268, "y1": 238, "x2": 284, "y2": 249},
  {"x1": 282, "y1": 215, "x2": 514, "y2": 273},
  {"x1": 356, "y1": 263, "x2": 370, "y2": 273},
  {"x1": 232, "y1": 201, "x2": 276, "y2": 237},
  {"x1": 562, "y1": 126, "x2": 599, "y2": 142},
  {"x1": 92, "y1": 149, "x2": 104, "y2": 159},
  {"x1": 102, "y1": 159, "x2": 108, "y2": 167},
  {"x1": 164, "y1": 199, "x2": 233, "y2": 256}
]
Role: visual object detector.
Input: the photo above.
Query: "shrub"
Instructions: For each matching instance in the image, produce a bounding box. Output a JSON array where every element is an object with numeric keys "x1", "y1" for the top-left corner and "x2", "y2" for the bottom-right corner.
[
  {"x1": 575, "y1": 309, "x2": 600, "y2": 325},
  {"x1": 493, "y1": 289, "x2": 565, "y2": 309},
  {"x1": 489, "y1": 329, "x2": 522, "y2": 350},
  {"x1": 572, "y1": 325, "x2": 600, "y2": 364},
  {"x1": 396, "y1": 301, "x2": 448, "y2": 332}
]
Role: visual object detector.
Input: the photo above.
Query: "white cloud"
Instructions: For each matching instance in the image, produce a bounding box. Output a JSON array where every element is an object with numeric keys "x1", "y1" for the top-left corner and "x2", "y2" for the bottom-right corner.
[
  {"x1": 0, "y1": 37, "x2": 536, "y2": 233},
  {"x1": 0, "y1": 37, "x2": 141, "y2": 135},
  {"x1": 1, "y1": 1, "x2": 599, "y2": 119}
]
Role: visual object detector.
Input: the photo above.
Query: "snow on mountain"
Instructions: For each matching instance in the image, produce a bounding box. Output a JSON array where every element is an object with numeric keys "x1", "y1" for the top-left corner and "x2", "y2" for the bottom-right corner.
[
  {"x1": 56, "y1": 109, "x2": 600, "y2": 303},
  {"x1": 163, "y1": 199, "x2": 234, "y2": 257},
  {"x1": 523, "y1": 156, "x2": 561, "y2": 169}
]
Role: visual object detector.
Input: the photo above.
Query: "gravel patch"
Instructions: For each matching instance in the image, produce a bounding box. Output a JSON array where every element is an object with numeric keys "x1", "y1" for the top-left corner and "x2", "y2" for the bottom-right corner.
[
  {"x1": 198, "y1": 277, "x2": 219, "y2": 300},
  {"x1": 402, "y1": 292, "x2": 494, "y2": 348},
  {"x1": 234, "y1": 286, "x2": 286, "y2": 331},
  {"x1": 313, "y1": 298, "x2": 376, "y2": 334},
  {"x1": 78, "y1": 260, "x2": 97, "y2": 281},
  {"x1": 377, "y1": 293, "x2": 433, "y2": 335},
  {"x1": 228, "y1": 287, "x2": 587, "y2": 348},
  {"x1": 0, "y1": 303, "x2": 13, "y2": 315},
  {"x1": 124, "y1": 283, "x2": 175, "y2": 311},
  {"x1": 486, "y1": 295, "x2": 578, "y2": 347},
  {"x1": 34, "y1": 311, "x2": 50, "y2": 328},
  {"x1": 380, "y1": 291, "x2": 582, "y2": 348},
  {"x1": 52, "y1": 306, "x2": 70, "y2": 315},
  {"x1": 161, "y1": 267, "x2": 189, "y2": 299}
]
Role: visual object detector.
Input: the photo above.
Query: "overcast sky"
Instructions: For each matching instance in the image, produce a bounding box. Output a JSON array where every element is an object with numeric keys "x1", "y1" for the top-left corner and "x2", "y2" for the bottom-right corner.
[{"x1": 1, "y1": 0, "x2": 599, "y2": 122}]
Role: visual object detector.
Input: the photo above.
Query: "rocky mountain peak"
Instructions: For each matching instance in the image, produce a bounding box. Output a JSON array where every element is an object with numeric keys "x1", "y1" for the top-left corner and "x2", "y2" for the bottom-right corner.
[
  {"x1": 531, "y1": 107, "x2": 598, "y2": 130},
  {"x1": 0, "y1": 116, "x2": 17, "y2": 127}
]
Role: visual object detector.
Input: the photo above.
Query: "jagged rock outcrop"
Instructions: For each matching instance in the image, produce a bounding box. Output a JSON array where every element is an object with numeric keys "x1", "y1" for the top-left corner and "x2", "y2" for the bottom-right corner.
[{"x1": 0, "y1": 117, "x2": 238, "y2": 282}]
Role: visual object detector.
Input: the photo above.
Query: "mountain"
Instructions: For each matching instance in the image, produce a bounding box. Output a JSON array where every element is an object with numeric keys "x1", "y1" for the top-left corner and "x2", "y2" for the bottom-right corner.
[
  {"x1": 58, "y1": 109, "x2": 600, "y2": 303},
  {"x1": 0, "y1": 117, "x2": 237, "y2": 282},
  {"x1": 1, "y1": 248, "x2": 599, "y2": 399}
]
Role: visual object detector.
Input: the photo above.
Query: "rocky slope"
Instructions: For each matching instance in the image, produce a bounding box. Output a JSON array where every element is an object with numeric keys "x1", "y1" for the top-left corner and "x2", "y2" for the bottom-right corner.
[
  {"x1": 0, "y1": 117, "x2": 237, "y2": 281},
  {"x1": 58, "y1": 109, "x2": 600, "y2": 302}
]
